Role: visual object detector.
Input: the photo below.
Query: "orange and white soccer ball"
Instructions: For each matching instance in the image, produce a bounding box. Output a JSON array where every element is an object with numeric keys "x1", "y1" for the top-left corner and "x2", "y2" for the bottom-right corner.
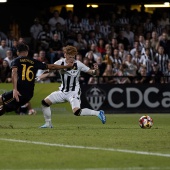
[{"x1": 139, "y1": 115, "x2": 153, "y2": 129}]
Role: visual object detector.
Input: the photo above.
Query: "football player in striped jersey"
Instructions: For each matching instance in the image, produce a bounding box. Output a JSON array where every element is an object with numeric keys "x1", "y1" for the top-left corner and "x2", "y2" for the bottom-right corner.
[{"x1": 40, "y1": 45, "x2": 106, "y2": 128}]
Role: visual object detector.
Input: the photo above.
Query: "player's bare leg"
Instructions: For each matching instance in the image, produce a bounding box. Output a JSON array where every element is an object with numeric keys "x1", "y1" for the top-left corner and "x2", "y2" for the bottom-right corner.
[
  {"x1": 73, "y1": 107, "x2": 106, "y2": 124},
  {"x1": 40, "y1": 98, "x2": 53, "y2": 128},
  {"x1": 0, "y1": 95, "x2": 5, "y2": 116},
  {"x1": 71, "y1": 97, "x2": 106, "y2": 124}
]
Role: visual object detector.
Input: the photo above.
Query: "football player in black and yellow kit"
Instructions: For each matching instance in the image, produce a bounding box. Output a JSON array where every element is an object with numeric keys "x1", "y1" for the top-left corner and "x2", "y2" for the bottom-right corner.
[{"x1": 0, "y1": 42, "x2": 73, "y2": 115}]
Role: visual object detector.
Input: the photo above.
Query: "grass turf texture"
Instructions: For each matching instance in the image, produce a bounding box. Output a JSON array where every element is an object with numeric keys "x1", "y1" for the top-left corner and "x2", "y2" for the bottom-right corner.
[{"x1": 0, "y1": 83, "x2": 170, "y2": 169}]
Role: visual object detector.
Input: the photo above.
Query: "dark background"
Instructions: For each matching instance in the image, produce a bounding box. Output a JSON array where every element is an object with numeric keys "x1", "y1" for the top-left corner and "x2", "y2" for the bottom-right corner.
[{"x1": 0, "y1": 0, "x2": 167, "y2": 37}]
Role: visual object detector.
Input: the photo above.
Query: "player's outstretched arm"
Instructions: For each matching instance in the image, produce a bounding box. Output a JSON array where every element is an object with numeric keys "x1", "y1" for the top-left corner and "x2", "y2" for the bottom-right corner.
[
  {"x1": 47, "y1": 63, "x2": 73, "y2": 70},
  {"x1": 36, "y1": 63, "x2": 73, "y2": 81}
]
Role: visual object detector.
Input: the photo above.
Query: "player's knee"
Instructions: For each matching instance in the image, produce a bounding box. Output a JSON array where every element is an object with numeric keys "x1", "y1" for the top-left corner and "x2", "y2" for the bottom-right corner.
[
  {"x1": 0, "y1": 106, "x2": 5, "y2": 116},
  {"x1": 41, "y1": 99, "x2": 50, "y2": 107},
  {"x1": 74, "y1": 108, "x2": 81, "y2": 116}
]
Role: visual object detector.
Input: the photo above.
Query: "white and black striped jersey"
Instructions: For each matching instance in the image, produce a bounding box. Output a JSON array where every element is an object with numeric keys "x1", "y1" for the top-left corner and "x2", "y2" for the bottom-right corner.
[
  {"x1": 5, "y1": 38, "x2": 13, "y2": 48},
  {"x1": 37, "y1": 30, "x2": 53, "y2": 42},
  {"x1": 141, "y1": 47, "x2": 154, "y2": 60},
  {"x1": 68, "y1": 23, "x2": 83, "y2": 33},
  {"x1": 85, "y1": 24, "x2": 96, "y2": 32},
  {"x1": 100, "y1": 25, "x2": 110, "y2": 37},
  {"x1": 155, "y1": 53, "x2": 169, "y2": 73},
  {"x1": 87, "y1": 39, "x2": 98, "y2": 46},
  {"x1": 140, "y1": 54, "x2": 153, "y2": 73},
  {"x1": 54, "y1": 58, "x2": 90, "y2": 92},
  {"x1": 52, "y1": 30, "x2": 65, "y2": 42},
  {"x1": 117, "y1": 17, "x2": 129, "y2": 25},
  {"x1": 111, "y1": 56, "x2": 122, "y2": 65}
]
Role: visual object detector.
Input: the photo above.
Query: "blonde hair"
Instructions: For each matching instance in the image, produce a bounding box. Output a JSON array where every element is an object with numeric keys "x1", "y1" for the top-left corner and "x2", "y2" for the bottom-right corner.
[{"x1": 63, "y1": 45, "x2": 78, "y2": 56}]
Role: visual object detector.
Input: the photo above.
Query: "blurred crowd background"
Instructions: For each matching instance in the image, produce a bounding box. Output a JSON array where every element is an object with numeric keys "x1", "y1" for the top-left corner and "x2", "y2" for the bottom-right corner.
[{"x1": 0, "y1": 4, "x2": 170, "y2": 84}]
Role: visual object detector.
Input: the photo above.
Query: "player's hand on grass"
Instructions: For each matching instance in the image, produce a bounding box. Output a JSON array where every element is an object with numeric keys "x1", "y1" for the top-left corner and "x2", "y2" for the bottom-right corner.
[{"x1": 13, "y1": 89, "x2": 21, "y2": 102}]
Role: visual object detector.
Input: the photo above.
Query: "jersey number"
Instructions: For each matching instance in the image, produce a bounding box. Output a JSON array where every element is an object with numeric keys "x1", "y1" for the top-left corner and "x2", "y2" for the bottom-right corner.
[{"x1": 21, "y1": 64, "x2": 34, "y2": 81}]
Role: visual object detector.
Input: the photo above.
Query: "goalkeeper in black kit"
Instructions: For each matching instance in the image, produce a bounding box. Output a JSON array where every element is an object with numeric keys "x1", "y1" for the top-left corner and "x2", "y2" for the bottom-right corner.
[{"x1": 0, "y1": 42, "x2": 73, "y2": 115}]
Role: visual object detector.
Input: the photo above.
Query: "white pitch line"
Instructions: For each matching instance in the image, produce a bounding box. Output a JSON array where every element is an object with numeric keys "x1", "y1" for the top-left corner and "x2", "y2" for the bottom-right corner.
[{"x1": 0, "y1": 138, "x2": 170, "y2": 158}]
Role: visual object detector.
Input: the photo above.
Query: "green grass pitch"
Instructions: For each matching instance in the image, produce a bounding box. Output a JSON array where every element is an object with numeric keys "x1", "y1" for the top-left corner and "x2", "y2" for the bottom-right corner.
[{"x1": 0, "y1": 83, "x2": 170, "y2": 170}]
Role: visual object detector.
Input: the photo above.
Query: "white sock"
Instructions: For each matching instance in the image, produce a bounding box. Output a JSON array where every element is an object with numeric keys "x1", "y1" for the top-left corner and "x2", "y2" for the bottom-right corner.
[
  {"x1": 80, "y1": 108, "x2": 99, "y2": 116},
  {"x1": 41, "y1": 105, "x2": 52, "y2": 125}
]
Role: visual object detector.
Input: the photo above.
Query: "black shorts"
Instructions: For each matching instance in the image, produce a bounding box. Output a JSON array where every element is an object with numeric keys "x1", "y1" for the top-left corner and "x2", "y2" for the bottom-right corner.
[{"x1": 2, "y1": 91, "x2": 32, "y2": 112}]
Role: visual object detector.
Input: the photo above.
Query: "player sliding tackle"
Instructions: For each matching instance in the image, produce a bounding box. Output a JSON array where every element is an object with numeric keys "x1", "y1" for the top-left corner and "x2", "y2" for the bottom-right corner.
[
  {"x1": 39, "y1": 45, "x2": 106, "y2": 128},
  {"x1": 0, "y1": 43, "x2": 73, "y2": 116}
]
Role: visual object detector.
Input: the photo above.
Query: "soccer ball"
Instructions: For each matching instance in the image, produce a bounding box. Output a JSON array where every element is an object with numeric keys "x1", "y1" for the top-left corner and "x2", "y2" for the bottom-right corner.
[{"x1": 139, "y1": 115, "x2": 153, "y2": 129}]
